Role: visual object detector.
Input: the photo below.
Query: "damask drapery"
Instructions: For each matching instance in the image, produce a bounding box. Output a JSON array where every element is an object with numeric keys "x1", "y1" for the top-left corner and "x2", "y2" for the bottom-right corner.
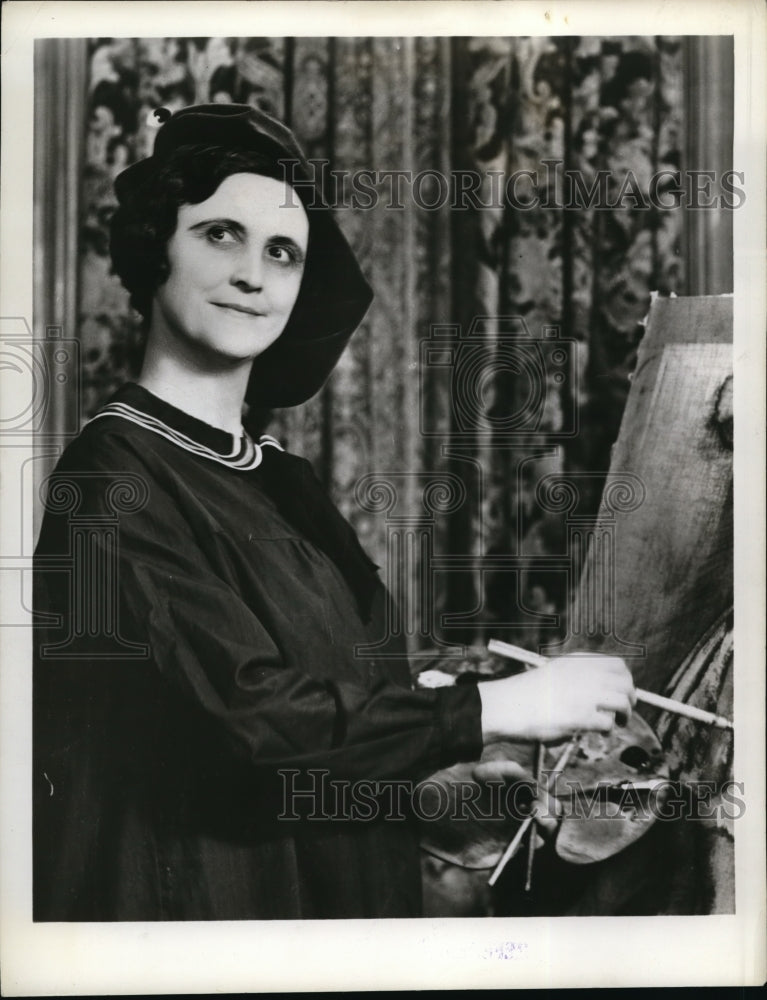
[{"x1": 35, "y1": 35, "x2": 732, "y2": 657}]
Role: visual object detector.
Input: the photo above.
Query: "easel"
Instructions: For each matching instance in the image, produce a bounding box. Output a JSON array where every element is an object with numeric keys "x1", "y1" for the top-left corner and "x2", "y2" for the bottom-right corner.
[
  {"x1": 565, "y1": 294, "x2": 733, "y2": 692},
  {"x1": 560, "y1": 293, "x2": 734, "y2": 914}
]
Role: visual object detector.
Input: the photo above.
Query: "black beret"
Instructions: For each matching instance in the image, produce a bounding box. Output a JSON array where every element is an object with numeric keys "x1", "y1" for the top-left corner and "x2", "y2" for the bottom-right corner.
[{"x1": 114, "y1": 104, "x2": 374, "y2": 409}]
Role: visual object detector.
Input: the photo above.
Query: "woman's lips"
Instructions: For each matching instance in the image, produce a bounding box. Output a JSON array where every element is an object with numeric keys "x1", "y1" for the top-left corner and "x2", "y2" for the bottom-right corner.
[{"x1": 211, "y1": 302, "x2": 266, "y2": 317}]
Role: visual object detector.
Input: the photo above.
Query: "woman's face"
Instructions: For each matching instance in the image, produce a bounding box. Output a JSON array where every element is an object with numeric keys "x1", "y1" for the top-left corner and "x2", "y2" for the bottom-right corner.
[{"x1": 150, "y1": 172, "x2": 308, "y2": 365}]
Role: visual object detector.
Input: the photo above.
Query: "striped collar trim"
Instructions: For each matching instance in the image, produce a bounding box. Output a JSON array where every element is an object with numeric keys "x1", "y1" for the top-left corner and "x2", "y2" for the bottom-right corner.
[{"x1": 89, "y1": 401, "x2": 283, "y2": 471}]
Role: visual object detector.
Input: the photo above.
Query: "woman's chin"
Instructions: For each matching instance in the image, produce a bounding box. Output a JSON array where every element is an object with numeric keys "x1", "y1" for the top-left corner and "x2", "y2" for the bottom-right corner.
[{"x1": 189, "y1": 335, "x2": 280, "y2": 369}]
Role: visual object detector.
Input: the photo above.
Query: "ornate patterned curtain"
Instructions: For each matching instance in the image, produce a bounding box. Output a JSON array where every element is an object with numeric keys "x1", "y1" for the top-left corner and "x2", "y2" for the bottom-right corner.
[{"x1": 35, "y1": 35, "x2": 732, "y2": 657}]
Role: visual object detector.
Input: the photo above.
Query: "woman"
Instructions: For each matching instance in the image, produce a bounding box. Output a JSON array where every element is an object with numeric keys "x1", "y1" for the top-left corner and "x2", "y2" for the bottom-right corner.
[{"x1": 33, "y1": 104, "x2": 635, "y2": 920}]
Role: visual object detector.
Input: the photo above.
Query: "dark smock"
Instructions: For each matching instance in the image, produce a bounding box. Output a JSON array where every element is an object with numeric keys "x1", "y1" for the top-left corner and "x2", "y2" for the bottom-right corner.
[{"x1": 33, "y1": 383, "x2": 483, "y2": 920}]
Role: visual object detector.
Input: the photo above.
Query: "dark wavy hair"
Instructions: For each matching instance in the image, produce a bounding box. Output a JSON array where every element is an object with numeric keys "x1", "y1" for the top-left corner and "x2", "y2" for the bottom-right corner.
[{"x1": 109, "y1": 145, "x2": 303, "y2": 321}]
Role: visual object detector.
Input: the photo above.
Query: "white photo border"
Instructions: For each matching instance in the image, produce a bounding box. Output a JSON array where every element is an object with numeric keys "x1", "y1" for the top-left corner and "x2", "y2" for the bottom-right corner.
[{"x1": 1, "y1": 0, "x2": 765, "y2": 993}]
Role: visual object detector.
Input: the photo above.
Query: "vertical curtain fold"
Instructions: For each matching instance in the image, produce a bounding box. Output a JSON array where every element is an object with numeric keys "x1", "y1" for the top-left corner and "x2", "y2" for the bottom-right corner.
[{"x1": 33, "y1": 38, "x2": 88, "y2": 534}]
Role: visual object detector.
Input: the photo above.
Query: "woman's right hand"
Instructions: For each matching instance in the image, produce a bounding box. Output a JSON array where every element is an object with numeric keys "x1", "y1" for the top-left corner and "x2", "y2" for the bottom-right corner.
[{"x1": 478, "y1": 654, "x2": 636, "y2": 744}]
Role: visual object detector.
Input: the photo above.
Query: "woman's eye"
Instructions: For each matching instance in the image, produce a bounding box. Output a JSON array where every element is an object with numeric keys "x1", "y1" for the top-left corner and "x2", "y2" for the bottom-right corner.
[
  {"x1": 206, "y1": 226, "x2": 236, "y2": 244},
  {"x1": 267, "y1": 245, "x2": 293, "y2": 263}
]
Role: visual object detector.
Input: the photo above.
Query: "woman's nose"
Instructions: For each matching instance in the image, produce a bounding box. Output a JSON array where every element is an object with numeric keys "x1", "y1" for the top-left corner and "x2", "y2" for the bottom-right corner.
[{"x1": 230, "y1": 248, "x2": 263, "y2": 291}]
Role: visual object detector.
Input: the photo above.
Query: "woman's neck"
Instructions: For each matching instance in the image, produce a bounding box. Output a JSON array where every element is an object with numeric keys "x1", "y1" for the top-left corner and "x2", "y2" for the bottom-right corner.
[{"x1": 138, "y1": 337, "x2": 252, "y2": 438}]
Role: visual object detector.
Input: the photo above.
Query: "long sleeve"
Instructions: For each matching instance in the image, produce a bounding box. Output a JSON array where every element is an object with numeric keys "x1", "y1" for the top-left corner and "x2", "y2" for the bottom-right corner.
[
  {"x1": 118, "y1": 520, "x2": 480, "y2": 784},
  {"x1": 35, "y1": 427, "x2": 483, "y2": 788}
]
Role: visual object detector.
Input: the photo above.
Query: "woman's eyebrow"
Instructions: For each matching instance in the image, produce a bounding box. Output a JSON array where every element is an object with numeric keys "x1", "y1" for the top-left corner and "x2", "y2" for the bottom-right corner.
[
  {"x1": 188, "y1": 217, "x2": 245, "y2": 233},
  {"x1": 269, "y1": 234, "x2": 306, "y2": 250}
]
